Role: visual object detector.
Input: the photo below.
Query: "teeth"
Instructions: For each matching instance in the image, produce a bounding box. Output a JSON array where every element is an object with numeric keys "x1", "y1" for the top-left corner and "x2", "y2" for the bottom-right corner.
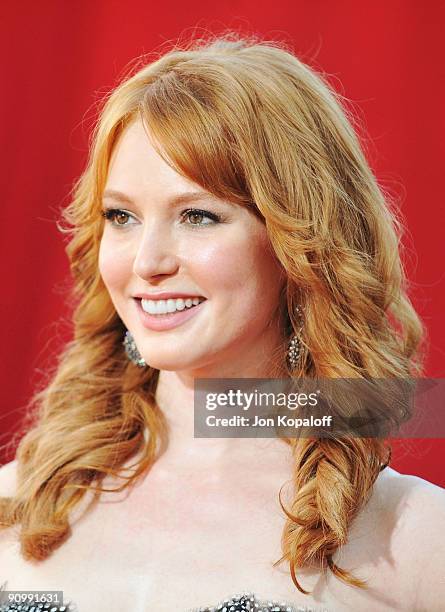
[{"x1": 141, "y1": 297, "x2": 204, "y2": 315}]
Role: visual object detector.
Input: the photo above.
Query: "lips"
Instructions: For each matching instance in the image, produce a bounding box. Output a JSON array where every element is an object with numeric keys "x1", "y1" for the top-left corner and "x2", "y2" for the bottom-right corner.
[
  {"x1": 140, "y1": 296, "x2": 205, "y2": 315},
  {"x1": 134, "y1": 297, "x2": 206, "y2": 331},
  {"x1": 133, "y1": 291, "x2": 205, "y2": 300}
]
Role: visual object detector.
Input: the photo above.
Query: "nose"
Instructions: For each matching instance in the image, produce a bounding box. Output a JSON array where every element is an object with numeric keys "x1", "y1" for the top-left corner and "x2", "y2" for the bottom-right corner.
[{"x1": 132, "y1": 222, "x2": 179, "y2": 280}]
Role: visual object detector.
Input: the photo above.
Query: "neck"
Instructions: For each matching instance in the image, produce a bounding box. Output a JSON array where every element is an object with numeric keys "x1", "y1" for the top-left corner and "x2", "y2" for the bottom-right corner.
[{"x1": 154, "y1": 368, "x2": 289, "y2": 470}]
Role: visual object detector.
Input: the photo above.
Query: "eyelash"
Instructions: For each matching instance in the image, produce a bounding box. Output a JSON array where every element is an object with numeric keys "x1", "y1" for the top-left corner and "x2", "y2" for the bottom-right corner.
[{"x1": 101, "y1": 207, "x2": 223, "y2": 228}]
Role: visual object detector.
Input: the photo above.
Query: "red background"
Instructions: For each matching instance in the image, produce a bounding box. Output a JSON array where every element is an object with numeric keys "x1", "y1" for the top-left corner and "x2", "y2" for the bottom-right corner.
[{"x1": 1, "y1": 2, "x2": 444, "y2": 485}]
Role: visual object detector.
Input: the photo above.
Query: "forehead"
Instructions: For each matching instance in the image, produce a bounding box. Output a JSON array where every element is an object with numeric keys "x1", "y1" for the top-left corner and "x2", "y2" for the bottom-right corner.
[{"x1": 106, "y1": 119, "x2": 204, "y2": 199}]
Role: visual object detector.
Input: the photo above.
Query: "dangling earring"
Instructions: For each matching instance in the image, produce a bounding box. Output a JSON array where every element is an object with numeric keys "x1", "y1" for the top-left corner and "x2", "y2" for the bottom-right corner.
[
  {"x1": 286, "y1": 305, "x2": 304, "y2": 370},
  {"x1": 123, "y1": 330, "x2": 147, "y2": 368}
]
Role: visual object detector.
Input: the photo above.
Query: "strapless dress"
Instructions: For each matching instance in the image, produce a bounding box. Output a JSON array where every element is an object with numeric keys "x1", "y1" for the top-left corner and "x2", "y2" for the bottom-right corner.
[{"x1": 0, "y1": 592, "x2": 329, "y2": 611}]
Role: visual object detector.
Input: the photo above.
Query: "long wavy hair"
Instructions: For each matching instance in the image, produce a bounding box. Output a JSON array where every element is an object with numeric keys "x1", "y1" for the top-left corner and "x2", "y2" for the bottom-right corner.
[{"x1": 0, "y1": 34, "x2": 424, "y2": 594}]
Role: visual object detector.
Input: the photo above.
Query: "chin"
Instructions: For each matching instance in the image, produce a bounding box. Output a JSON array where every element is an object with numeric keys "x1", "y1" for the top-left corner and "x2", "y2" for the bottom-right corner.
[{"x1": 140, "y1": 351, "x2": 201, "y2": 372}]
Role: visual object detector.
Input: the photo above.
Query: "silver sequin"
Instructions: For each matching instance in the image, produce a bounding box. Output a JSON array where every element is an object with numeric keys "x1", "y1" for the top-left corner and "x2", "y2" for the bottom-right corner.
[{"x1": 187, "y1": 592, "x2": 329, "y2": 612}]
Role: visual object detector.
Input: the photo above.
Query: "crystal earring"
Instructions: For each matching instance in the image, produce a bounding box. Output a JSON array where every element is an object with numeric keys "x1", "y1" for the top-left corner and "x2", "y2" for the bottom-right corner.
[
  {"x1": 123, "y1": 330, "x2": 147, "y2": 368},
  {"x1": 286, "y1": 305, "x2": 304, "y2": 370}
]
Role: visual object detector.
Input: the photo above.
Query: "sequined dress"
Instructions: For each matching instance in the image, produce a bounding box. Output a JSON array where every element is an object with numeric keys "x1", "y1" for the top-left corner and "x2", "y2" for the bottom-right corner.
[{"x1": 0, "y1": 592, "x2": 329, "y2": 611}]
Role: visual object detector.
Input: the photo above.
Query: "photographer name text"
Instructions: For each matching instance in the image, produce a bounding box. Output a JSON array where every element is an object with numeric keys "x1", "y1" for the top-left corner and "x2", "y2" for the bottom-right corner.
[{"x1": 206, "y1": 414, "x2": 333, "y2": 428}]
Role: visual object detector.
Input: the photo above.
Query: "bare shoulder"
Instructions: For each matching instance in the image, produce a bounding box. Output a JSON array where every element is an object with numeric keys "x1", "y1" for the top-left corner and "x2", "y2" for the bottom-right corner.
[
  {"x1": 0, "y1": 459, "x2": 19, "y2": 555},
  {"x1": 377, "y1": 466, "x2": 445, "y2": 527},
  {"x1": 377, "y1": 463, "x2": 443, "y2": 496},
  {"x1": 377, "y1": 467, "x2": 445, "y2": 610},
  {"x1": 0, "y1": 460, "x2": 18, "y2": 497}
]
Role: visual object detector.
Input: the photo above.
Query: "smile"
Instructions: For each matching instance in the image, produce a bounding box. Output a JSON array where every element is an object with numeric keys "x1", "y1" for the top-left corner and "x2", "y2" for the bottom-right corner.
[
  {"x1": 135, "y1": 297, "x2": 207, "y2": 331},
  {"x1": 141, "y1": 296, "x2": 205, "y2": 315}
]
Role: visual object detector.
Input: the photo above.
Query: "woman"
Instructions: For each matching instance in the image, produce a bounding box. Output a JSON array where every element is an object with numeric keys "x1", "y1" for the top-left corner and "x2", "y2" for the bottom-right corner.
[{"x1": 0, "y1": 34, "x2": 444, "y2": 612}]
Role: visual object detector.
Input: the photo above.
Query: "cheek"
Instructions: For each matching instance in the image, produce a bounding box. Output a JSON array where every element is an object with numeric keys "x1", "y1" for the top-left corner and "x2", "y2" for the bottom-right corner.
[
  {"x1": 183, "y1": 239, "x2": 246, "y2": 293},
  {"x1": 98, "y1": 237, "x2": 132, "y2": 294},
  {"x1": 188, "y1": 230, "x2": 283, "y2": 303}
]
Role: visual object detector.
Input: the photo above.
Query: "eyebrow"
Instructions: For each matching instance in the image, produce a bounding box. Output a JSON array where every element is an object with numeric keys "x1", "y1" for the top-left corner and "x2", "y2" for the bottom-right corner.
[{"x1": 102, "y1": 189, "x2": 225, "y2": 207}]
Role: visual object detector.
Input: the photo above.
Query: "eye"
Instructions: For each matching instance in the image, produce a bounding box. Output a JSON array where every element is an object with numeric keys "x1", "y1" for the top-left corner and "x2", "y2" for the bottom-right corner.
[
  {"x1": 101, "y1": 208, "x2": 137, "y2": 227},
  {"x1": 101, "y1": 207, "x2": 223, "y2": 229},
  {"x1": 181, "y1": 208, "x2": 222, "y2": 226}
]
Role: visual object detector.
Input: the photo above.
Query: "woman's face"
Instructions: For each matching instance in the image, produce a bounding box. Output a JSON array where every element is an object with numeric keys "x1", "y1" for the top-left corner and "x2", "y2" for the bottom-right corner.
[{"x1": 99, "y1": 119, "x2": 286, "y2": 376}]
